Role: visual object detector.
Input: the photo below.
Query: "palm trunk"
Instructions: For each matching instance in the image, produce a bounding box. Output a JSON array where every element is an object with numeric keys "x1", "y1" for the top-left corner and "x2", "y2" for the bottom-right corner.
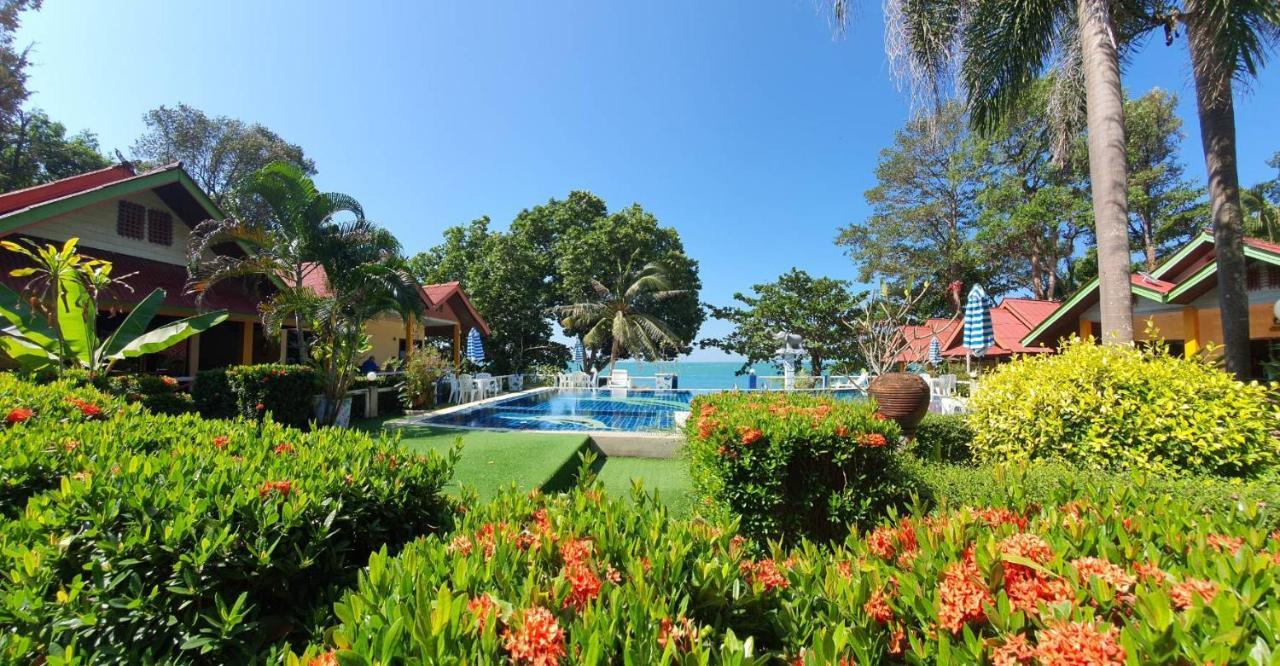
[
  {"x1": 1077, "y1": 0, "x2": 1134, "y2": 344},
  {"x1": 1186, "y1": 7, "x2": 1251, "y2": 379}
]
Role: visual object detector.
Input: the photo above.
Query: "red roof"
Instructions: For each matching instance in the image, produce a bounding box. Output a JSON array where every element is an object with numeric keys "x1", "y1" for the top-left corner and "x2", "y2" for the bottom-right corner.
[
  {"x1": 1131, "y1": 274, "x2": 1175, "y2": 294},
  {"x1": 0, "y1": 236, "x2": 262, "y2": 316},
  {"x1": 895, "y1": 318, "x2": 961, "y2": 363},
  {"x1": 0, "y1": 164, "x2": 138, "y2": 216},
  {"x1": 289, "y1": 265, "x2": 490, "y2": 336},
  {"x1": 941, "y1": 299, "x2": 1055, "y2": 358}
]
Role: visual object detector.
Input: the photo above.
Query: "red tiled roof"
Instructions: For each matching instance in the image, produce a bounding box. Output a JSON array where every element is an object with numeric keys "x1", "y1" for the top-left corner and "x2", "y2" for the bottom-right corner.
[
  {"x1": 0, "y1": 164, "x2": 138, "y2": 216},
  {"x1": 0, "y1": 236, "x2": 263, "y2": 316},
  {"x1": 1131, "y1": 274, "x2": 1175, "y2": 294},
  {"x1": 281, "y1": 265, "x2": 491, "y2": 335},
  {"x1": 895, "y1": 318, "x2": 961, "y2": 363},
  {"x1": 1245, "y1": 236, "x2": 1280, "y2": 255},
  {"x1": 940, "y1": 298, "x2": 1055, "y2": 358}
]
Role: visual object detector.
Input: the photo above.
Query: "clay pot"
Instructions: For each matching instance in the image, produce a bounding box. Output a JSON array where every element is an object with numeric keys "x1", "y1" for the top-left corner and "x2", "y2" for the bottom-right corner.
[{"x1": 867, "y1": 372, "x2": 931, "y2": 439}]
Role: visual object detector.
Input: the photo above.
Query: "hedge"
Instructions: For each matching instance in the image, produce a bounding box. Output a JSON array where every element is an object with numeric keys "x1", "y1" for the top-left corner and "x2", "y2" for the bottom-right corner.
[
  {"x1": 290, "y1": 468, "x2": 1280, "y2": 664},
  {"x1": 226, "y1": 364, "x2": 318, "y2": 430},
  {"x1": 910, "y1": 413, "x2": 974, "y2": 464},
  {"x1": 192, "y1": 368, "x2": 237, "y2": 419},
  {"x1": 0, "y1": 375, "x2": 457, "y2": 663},
  {"x1": 99, "y1": 372, "x2": 196, "y2": 415},
  {"x1": 684, "y1": 391, "x2": 910, "y2": 542}
]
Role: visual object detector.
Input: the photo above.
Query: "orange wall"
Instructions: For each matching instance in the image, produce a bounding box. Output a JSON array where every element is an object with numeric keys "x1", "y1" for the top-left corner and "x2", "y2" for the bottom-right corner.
[{"x1": 1127, "y1": 303, "x2": 1280, "y2": 344}]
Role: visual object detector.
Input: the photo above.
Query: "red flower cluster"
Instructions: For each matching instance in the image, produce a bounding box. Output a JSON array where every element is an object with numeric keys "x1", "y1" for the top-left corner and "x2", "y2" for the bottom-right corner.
[
  {"x1": 834, "y1": 425, "x2": 849, "y2": 437},
  {"x1": 937, "y1": 557, "x2": 993, "y2": 634},
  {"x1": 559, "y1": 538, "x2": 602, "y2": 611},
  {"x1": 972, "y1": 507, "x2": 1030, "y2": 531},
  {"x1": 258, "y1": 480, "x2": 293, "y2": 497},
  {"x1": 1071, "y1": 557, "x2": 1135, "y2": 600},
  {"x1": 1170, "y1": 577, "x2": 1219, "y2": 610},
  {"x1": 502, "y1": 606, "x2": 566, "y2": 666},
  {"x1": 657, "y1": 616, "x2": 697, "y2": 652},
  {"x1": 307, "y1": 651, "x2": 339, "y2": 666},
  {"x1": 739, "y1": 427, "x2": 763, "y2": 446},
  {"x1": 448, "y1": 534, "x2": 474, "y2": 556},
  {"x1": 857, "y1": 433, "x2": 889, "y2": 448},
  {"x1": 467, "y1": 594, "x2": 495, "y2": 632},
  {"x1": 5, "y1": 407, "x2": 32, "y2": 425},
  {"x1": 865, "y1": 519, "x2": 918, "y2": 564},
  {"x1": 863, "y1": 588, "x2": 894, "y2": 624},
  {"x1": 1032, "y1": 621, "x2": 1125, "y2": 665},
  {"x1": 998, "y1": 534, "x2": 1072, "y2": 615},
  {"x1": 66, "y1": 398, "x2": 103, "y2": 419},
  {"x1": 273, "y1": 442, "x2": 295, "y2": 455},
  {"x1": 213, "y1": 435, "x2": 230, "y2": 449},
  {"x1": 161, "y1": 375, "x2": 179, "y2": 388},
  {"x1": 1205, "y1": 533, "x2": 1244, "y2": 555},
  {"x1": 990, "y1": 633, "x2": 1034, "y2": 666},
  {"x1": 741, "y1": 558, "x2": 789, "y2": 592}
]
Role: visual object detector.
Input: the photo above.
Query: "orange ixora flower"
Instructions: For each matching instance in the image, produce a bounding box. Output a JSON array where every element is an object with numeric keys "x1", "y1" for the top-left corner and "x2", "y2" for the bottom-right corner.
[
  {"x1": 863, "y1": 588, "x2": 894, "y2": 624},
  {"x1": 1033, "y1": 621, "x2": 1125, "y2": 666},
  {"x1": 561, "y1": 562, "x2": 602, "y2": 611},
  {"x1": 448, "y1": 534, "x2": 474, "y2": 556},
  {"x1": 161, "y1": 375, "x2": 179, "y2": 388},
  {"x1": 937, "y1": 558, "x2": 993, "y2": 634},
  {"x1": 1205, "y1": 534, "x2": 1245, "y2": 555},
  {"x1": 5, "y1": 407, "x2": 33, "y2": 425},
  {"x1": 67, "y1": 398, "x2": 103, "y2": 419},
  {"x1": 258, "y1": 480, "x2": 293, "y2": 498},
  {"x1": 1132, "y1": 560, "x2": 1168, "y2": 583},
  {"x1": 273, "y1": 442, "x2": 295, "y2": 455},
  {"x1": 213, "y1": 435, "x2": 230, "y2": 449},
  {"x1": 658, "y1": 616, "x2": 697, "y2": 652},
  {"x1": 502, "y1": 606, "x2": 566, "y2": 666},
  {"x1": 1071, "y1": 557, "x2": 1136, "y2": 597},
  {"x1": 990, "y1": 633, "x2": 1034, "y2": 666},
  {"x1": 741, "y1": 558, "x2": 789, "y2": 592},
  {"x1": 306, "y1": 650, "x2": 339, "y2": 666},
  {"x1": 739, "y1": 427, "x2": 763, "y2": 445},
  {"x1": 1170, "y1": 577, "x2": 1219, "y2": 610},
  {"x1": 834, "y1": 425, "x2": 849, "y2": 437},
  {"x1": 467, "y1": 594, "x2": 496, "y2": 632},
  {"x1": 857, "y1": 433, "x2": 888, "y2": 448}
]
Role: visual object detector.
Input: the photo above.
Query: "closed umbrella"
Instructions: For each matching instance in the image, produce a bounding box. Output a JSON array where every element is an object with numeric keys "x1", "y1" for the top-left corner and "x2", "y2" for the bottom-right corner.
[
  {"x1": 962, "y1": 285, "x2": 995, "y2": 372},
  {"x1": 572, "y1": 338, "x2": 585, "y2": 371},
  {"x1": 928, "y1": 336, "x2": 942, "y2": 367},
  {"x1": 466, "y1": 327, "x2": 486, "y2": 366}
]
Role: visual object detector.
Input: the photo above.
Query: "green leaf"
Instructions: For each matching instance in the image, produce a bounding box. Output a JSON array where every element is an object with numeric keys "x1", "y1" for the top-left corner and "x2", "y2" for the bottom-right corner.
[
  {"x1": 108, "y1": 310, "x2": 228, "y2": 362},
  {"x1": 97, "y1": 288, "x2": 164, "y2": 360},
  {"x1": 55, "y1": 270, "x2": 95, "y2": 367}
]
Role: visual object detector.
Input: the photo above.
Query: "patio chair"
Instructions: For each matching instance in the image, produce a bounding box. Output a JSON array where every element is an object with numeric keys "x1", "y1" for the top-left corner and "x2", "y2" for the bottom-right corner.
[
  {"x1": 441, "y1": 374, "x2": 460, "y2": 404},
  {"x1": 475, "y1": 372, "x2": 498, "y2": 399},
  {"x1": 654, "y1": 374, "x2": 673, "y2": 390},
  {"x1": 457, "y1": 374, "x2": 480, "y2": 403},
  {"x1": 608, "y1": 369, "x2": 631, "y2": 389},
  {"x1": 937, "y1": 374, "x2": 957, "y2": 397}
]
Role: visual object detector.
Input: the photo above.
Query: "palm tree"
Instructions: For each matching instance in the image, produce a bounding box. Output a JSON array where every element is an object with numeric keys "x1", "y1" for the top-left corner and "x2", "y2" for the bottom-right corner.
[
  {"x1": 186, "y1": 161, "x2": 371, "y2": 362},
  {"x1": 830, "y1": 0, "x2": 1142, "y2": 343},
  {"x1": 552, "y1": 254, "x2": 688, "y2": 373},
  {"x1": 1159, "y1": 0, "x2": 1278, "y2": 378},
  {"x1": 1243, "y1": 184, "x2": 1280, "y2": 241}
]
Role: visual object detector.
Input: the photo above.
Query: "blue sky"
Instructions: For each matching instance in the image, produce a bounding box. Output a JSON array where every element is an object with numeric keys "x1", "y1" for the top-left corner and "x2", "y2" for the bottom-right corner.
[{"x1": 18, "y1": 1, "x2": 1280, "y2": 360}]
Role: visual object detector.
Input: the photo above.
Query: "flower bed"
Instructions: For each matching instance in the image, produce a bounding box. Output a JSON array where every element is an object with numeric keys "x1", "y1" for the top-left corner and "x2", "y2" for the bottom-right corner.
[
  {"x1": 0, "y1": 374, "x2": 457, "y2": 663},
  {"x1": 684, "y1": 391, "x2": 910, "y2": 542},
  {"x1": 291, "y1": 471, "x2": 1280, "y2": 664}
]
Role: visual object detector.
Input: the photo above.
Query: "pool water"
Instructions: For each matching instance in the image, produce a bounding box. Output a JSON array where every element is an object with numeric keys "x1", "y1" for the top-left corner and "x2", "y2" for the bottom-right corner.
[{"x1": 422, "y1": 388, "x2": 867, "y2": 432}]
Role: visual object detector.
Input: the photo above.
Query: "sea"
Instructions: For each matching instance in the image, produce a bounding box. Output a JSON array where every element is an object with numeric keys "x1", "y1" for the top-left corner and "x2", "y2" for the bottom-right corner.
[{"x1": 610, "y1": 360, "x2": 790, "y2": 390}]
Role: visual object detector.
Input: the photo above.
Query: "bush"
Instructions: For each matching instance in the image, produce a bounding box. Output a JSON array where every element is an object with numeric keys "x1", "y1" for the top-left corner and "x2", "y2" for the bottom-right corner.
[
  {"x1": 0, "y1": 375, "x2": 457, "y2": 663},
  {"x1": 290, "y1": 468, "x2": 1280, "y2": 665},
  {"x1": 99, "y1": 373, "x2": 196, "y2": 415},
  {"x1": 969, "y1": 340, "x2": 1279, "y2": 477},
  {"x1": 685, "y1": 392, "x2": 910, "y2": 542},
  {"x1": 192, "y1": 368, "x2": 237, "y2": 419},
  {"x1": 226, "y1": 364, "x2": 318, "y2": 429},
  {"x1": 910, "y1": 413, "x2": 974, "y2": 463},
  {"x1": 398, "y1": 347, "x2": 451, "y2": 409}
]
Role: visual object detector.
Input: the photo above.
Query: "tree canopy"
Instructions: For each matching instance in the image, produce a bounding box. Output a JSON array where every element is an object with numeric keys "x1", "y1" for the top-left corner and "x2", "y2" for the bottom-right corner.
[
  {"x1": 132, "y1": 103, "x2": 316, "y2": 209},
  {"x1": 0, "y1": 109, "x2": 108, "y2": 192}
]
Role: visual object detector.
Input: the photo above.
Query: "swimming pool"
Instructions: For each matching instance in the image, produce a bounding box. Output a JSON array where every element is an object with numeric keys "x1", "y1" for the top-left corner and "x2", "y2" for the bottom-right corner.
[{"x1": 421, "y1": 388, "x2": 869, "y2": 433}]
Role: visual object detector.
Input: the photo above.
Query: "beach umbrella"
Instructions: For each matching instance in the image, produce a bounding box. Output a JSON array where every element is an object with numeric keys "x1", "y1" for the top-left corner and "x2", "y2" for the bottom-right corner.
[
  {"x1": 962, "y1": 285, "x2": 995, "y2": 371},
  {"x1": 572, "y1": 338, "x2": 585, "y2": 371},
  {"x1": 466, "y1": 327, "x2": 486, "y2": 365},
  {"x1": 928, "y1": 336, "x2": 942, "y2": 366}
]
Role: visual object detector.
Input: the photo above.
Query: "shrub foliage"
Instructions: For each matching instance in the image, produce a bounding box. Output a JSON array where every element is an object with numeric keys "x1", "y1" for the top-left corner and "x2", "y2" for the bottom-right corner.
[
  {"x1": 684, "y1": 392, "x2": 909, "y2": 542},
  {"x1": 911, "y1": 413, "x2": 974, "y2": 464},
  {"x1": 0, "y1": 374, "x2": 456, "y2": 663},
  {"x1": 226, "y1": 363, "x2": 318, "y2": 429},
  {"x1": 968, "y1": 340, "x2": 1279, "y2": 476},
  {"x1": 192, "y1": 368, "x2": 237, "y2": 419}
]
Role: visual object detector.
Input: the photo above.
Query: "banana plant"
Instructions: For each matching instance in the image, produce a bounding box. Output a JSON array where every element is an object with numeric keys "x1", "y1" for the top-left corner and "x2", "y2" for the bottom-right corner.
[{"x1": 0, "y1": 237, "x2": 228, "y2": 377}]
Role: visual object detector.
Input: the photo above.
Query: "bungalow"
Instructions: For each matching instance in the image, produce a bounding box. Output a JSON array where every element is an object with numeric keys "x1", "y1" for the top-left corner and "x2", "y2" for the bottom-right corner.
[
  {"x1": 0, "y1": 162, "x2": 488, "y2": 375},
  {"x1": 896, "y1": 298, "x2": 1058, "y2": 366},
  {"x1": 1022, "y1": 233, "x2": 1280, "y2": 377}
]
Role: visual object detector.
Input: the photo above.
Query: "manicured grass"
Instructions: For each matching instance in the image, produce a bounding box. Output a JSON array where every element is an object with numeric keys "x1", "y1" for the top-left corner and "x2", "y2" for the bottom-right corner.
[{"x1": 354, "y1": 417, "x2": 696, "y2": 516}]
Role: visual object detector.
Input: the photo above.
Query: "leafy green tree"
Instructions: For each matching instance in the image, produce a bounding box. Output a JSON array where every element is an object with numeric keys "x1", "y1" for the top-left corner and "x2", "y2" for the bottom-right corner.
[
  {"x1": 186, "y1": 162, "x2": 368, "y2": 362},
  {"x1": 132, "y1": 103, "x2": 315, "y2": 208},
  {"x1": 702, "y1": 269, "x2": 865, "y2": 375},
  {"x1": 837, "y1": 103, "x2": 1004, "y2": 316},
  {"x1": 0, "y1": 0, "x2": 39, "y2": 141},
  {"x1": 1124, "y1": 88, "x2": 1207, "y2": 270},
  {"x1": 0, "y1": 109, "x2": 109, "y2": 191},
  {"x1": 552, "y1": 255, "x2": 687, "y2": 372}
]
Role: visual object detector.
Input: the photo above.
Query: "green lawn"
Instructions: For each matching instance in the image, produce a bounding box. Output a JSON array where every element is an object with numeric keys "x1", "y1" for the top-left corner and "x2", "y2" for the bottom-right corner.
[{"x1": 355, "y1": 417, "x2": 695, "y2": 516}]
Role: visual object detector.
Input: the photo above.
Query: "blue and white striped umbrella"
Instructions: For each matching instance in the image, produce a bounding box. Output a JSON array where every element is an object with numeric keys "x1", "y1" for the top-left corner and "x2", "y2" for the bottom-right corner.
[
  {"x1": 465, "y1": 327, "x2": 486, "y2": 365},
  {"x1": 572, "y1": 338, "x2": 585, "y2": 370},
  {"x1": 928, "y1": 336, "x2": 942, "y2": 366},
  {"x1": 962, "y1": 285, "x2": 996, "y2": 358}
]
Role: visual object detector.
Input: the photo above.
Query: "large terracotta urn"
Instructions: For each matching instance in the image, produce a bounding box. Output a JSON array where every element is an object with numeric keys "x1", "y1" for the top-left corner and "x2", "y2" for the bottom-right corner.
[{"x1": 867, "y1": 372, "x2": 931, "y2": 439}]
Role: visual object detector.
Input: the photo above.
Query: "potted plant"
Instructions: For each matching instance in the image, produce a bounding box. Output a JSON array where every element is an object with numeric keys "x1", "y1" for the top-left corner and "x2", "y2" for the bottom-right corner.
[
  {"x1": 398, "y1": 347, "x2": 451, "y2": 414},
  {"x1": 844, "y1": 281, "x2": 946, "y2": 439},
  {"x1": 310, "y1": 313, "x2": 370, "y2": 428}
]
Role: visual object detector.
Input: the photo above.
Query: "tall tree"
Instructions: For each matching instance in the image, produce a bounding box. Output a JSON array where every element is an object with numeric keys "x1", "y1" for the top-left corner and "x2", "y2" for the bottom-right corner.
[
  {"x1": 837, "y1": 103, "x2": 1005, "y2": 316},
  {"x1": 0, "y1": 0, "x2": 39, "y2": 141},
  {"x1": 835, "y1": 0, "x2": 1149, "y2": 343},
  {"x1": 552, "y1": 255, "x2": 688, "y2": 372},
  {"x1": 1242, "y1": 183, "x2": 1280, "y2": 241},
  {"x1": 132, "y1": 103, "x2": 316, "y2": 209},
  {"x1": 1161, "y1": 0, "x2": 1279, "y2": 378},
  {"x1": 702, "y1": 269, "x2": 864, "y2": 374},
  {"x1": 1124, "y1": 88, "x2": 1207, "y2": 269},
  {"x1": 0, "y1": 108, "x2": 108, "y2": 191}
]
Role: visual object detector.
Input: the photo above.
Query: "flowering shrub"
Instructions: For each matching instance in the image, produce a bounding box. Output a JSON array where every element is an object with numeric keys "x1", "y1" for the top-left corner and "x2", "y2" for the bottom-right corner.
[
  {"x1": 969, "y1": 340, "x2": 1279, "y2": 476},
  {"x1": 99, "y1": 372, "x2": 196, "y2": 415},
  {"x1": 684, "y1": 391, "x2": 909, "y2": 541},
  {"x1": 291, "y1": 470, "x2": 1280, "y2": 664},
  {"x1": 0, "y1": 375, "x2": 456, "y2": 663},
  {"x1": 226, "y1": 363, "x2": 318, "y2": 429}
]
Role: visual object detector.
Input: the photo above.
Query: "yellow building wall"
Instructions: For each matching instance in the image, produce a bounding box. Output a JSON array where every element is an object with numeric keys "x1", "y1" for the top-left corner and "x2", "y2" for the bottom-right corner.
[
  {"x1": 24, "y1": 189, "x2": 201, "y2": 266},
  {"x1": 1130, "y1": 303, "x2": 1280, "y2": 348}
]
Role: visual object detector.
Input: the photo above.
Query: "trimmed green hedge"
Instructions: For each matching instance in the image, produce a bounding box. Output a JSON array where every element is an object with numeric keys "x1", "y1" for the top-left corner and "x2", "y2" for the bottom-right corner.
[
  {"x1": 684, "y1": 392, "x2": 910, "y2": 542},
  {"x1": 910, "y1": 413, "x2": 974, "y2": 464},
  {"x1": 99, "y1": 373, "x2": 196, "y2": 415},
  {"x1": 192, "y1": 368, "x2": 237, "y2": 419},
  {"x1": 226, "y1": 364, "x2": 318, "y2": 430},
  {"x1": 0, "y1": 374, "x2": 457, "y2": 663},
  {"x1": 969, "y1": 340, "x2": 1279, "y2": 477}
]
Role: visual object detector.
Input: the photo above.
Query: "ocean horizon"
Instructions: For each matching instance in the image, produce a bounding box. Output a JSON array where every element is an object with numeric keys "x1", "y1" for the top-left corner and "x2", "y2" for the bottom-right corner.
[{"x1": 609, "y1": 360, "x2": 795, "y2": 390}]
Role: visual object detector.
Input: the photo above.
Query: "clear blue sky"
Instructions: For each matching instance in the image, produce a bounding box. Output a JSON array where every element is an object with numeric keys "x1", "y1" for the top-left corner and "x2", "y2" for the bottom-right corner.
[{"x1": 18, "y1": 1, "x2": 1280, "y2": 360}]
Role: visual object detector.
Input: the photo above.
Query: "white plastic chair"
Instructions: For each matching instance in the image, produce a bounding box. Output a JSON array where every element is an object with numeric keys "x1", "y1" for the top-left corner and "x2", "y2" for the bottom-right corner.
[
  {"x1": 475, "y1": 372, "x2": 498, "y2": 399},
  {"x1": 853, "y1": 372, "x2": 870, "y2": 391},
  {"x1": 566, "y1": 371, "x2": 590, "y2": 389},
  {"x1": 938, "y1": 374, "x2": 957, "y2": 397},
  {"x1": 457, "y1": 374, "x2": 479, "y2": 402},
  {"x1": 654, "y1": 374, "x2": 673, "y2": 390},
  {"x1": 608, "y1": 369, "x2": 631, "y2": 389},
  {"x1": 442, "y1": 374, "x2": 460, "y2": 404}
]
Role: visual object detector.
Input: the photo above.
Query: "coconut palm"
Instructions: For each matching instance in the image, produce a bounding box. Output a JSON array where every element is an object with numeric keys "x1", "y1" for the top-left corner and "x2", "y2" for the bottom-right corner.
[
  {"x1": 186, "y1": 161, "x2": 371, "y2": 361},
  {"x1": 552, "y1": 254, "x2": 688, "y2": 373},
  {"x1": 1243, "y1": 184, "x2": 1280, "y2": 242},
  {"x1": 1158, "y1": 0, "x2": 1279, "y2": 377},
  {"x1": 830, "y1": 0, "x2": 1145, "y2": 344}
]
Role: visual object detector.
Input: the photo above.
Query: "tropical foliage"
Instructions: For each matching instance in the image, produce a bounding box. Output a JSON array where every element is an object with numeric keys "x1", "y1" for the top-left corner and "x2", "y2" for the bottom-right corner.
[
  {"x1": 0, "y1": 238, "x2": 226, "y2": 377},
  {"x1": 968, "y1": 338, "x2": 1278, "y2": 476},
  {"x1": 398, "y1": 346, "x2": 451, "y2": 409}
]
